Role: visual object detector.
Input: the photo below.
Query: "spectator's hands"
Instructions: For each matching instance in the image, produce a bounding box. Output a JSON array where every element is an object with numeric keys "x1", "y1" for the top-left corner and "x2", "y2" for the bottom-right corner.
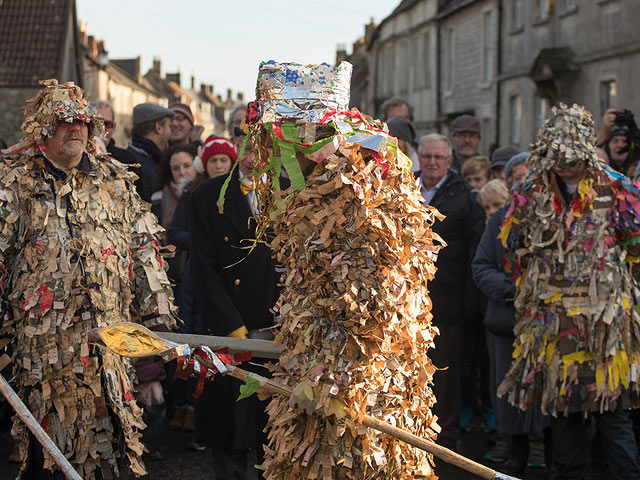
[{"x1": 597, "y1": 108, "x2": 618, "y2": 145}]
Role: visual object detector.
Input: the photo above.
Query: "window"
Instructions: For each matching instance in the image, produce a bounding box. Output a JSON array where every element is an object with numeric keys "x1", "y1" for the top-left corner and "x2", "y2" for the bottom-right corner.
[
  {"x1": 535, "y1": 94, "x2": 549, "y2": 133},
  {"x1": 423, "y1": 32, "x2": 431, "y2": 88},
  {"x1": 600, "y1": 80, "x2": 617, "y2": 116},
  {"x1": 447, "y1": 28, "x2": 455, "y2": 91},
  {"x1": 510, "y1": 95, "x2": 522, "y2": 147},
  {"x1": 483, "y1": 11, "x2": 494, "y2": 81},
  {"x1": 483, "y1": 119, "x2": 492, "y2": 155},
  {"x1": 566, "y1": 0, "x2": 576, "y2": 9},
  {"x1": 398, "y1": 41, "x2": 409, "y2": 94},
  {"x1": 538, "y1": 0, "x2": 549, "y2": 20},
  {"x1": 513, "y1": 0, "x2": 524, "y2": 29}
]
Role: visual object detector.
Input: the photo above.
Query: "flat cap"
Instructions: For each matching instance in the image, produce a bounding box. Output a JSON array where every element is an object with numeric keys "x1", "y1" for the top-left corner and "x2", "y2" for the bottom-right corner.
[
  {"x1": 451, "y1": 114, "x2": 480, "y2": 135},
  {"x1": 132, "y1": 103, "x2": 174, "y2": 126},
  {"x1": 490, "y1": 146, "x2": 519, "y2": 169}
]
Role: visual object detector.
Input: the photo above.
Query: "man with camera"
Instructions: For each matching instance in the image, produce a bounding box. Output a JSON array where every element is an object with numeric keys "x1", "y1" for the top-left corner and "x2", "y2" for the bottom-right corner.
[{"x1": 597, "y1": 107, "x2": 640, "y2": 176}]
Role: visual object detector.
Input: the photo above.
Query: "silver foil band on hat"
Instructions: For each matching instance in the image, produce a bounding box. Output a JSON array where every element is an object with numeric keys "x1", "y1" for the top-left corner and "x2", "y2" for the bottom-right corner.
[{"x1": 257, "y1": 60, "x2": 352, "y2": 123}]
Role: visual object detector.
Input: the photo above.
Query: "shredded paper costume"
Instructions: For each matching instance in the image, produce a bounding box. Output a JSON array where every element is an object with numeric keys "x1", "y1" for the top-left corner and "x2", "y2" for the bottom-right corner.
[
  {"x1": 0, "y1": 80, "x2": 177, "y2": 478},
  {"x1": 498, "y1": 103, "x2": 640, "y2": 416},
  {"x1": 222, "y1": 61, "x2": 444, "y2": 479}
]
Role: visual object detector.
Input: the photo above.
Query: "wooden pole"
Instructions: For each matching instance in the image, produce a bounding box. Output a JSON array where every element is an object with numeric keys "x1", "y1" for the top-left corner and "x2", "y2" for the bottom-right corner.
[
  {"x1": 0, "y1": 374, "x2": 83, "y2": 480},
  {"x1": 216, "y1": 364, "x2": 520, "y2": 480},
  {"x1": 156, "y1": 332, "x2": 282, "y2": 359}
]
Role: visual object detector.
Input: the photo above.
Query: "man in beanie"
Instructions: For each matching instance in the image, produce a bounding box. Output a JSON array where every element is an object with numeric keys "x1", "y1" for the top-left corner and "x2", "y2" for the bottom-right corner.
[
  {"x1": 169, "y1": 102, "x2": 196, "y2": 147},
  {"x1": 127, "y1": 102, "x2": 174, "y2": 202},
  {"x1": 0, "y1": 79, "x2": 177, "y2": 479},
  {"x1": 450, "y1": 114, "x2": 481, "y2": 173},
  {"x1": 499, "y1": 103, "x2": 640, "y2": 478},
  {"x1": 489, "y1": 146, "x2": 519, "y2": 180}
]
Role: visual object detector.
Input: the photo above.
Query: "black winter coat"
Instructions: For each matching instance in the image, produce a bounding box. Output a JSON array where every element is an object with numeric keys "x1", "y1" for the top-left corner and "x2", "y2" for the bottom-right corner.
[
  {"x1": 189, "y1": 172, "x2": 285, "y2": 449},
  {"x1": 471, "y1": 207, "x2": 516, "y2": 336},
  {"x1": 416, "y1": 169, "x2": 485, "y2": 324}
]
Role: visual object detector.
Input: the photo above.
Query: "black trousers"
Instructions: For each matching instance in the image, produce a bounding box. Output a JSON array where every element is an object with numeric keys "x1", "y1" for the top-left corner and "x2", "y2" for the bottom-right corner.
[
  {"x1": 550, "y1": 411, "x2": 640, "y2": 480},
  {"x1": 430, "y1": 321, "x2": 462, "y2": 447}
]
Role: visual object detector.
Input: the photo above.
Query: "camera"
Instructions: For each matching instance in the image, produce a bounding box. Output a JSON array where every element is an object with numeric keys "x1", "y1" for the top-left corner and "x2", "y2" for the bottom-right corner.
[{"x1": 615, "y1": 108, "x2": 637, "y2": 129}]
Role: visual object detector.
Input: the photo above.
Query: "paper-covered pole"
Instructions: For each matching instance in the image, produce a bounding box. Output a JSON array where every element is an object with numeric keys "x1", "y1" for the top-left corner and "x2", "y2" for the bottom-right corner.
[{"x1": 0, "y1": 374, "x2": 83, "y2": 480}]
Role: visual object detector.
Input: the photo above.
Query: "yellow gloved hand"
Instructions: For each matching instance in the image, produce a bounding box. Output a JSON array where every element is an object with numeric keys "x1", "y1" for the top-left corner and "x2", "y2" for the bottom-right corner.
[{"x1": 227, "y1": 326, "x2": 248, "y2": 339}]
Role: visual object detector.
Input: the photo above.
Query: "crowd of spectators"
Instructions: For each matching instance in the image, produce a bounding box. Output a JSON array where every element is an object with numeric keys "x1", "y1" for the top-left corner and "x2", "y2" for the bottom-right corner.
[{"x1": 1, "y1": 92, "x2": 638, "y2": 480}]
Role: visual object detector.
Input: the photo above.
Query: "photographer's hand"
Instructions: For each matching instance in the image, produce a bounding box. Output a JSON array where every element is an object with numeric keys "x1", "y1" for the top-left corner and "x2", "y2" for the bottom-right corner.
[{"x1": 597, "y1": 108, "x2": 617, "y2": 145}]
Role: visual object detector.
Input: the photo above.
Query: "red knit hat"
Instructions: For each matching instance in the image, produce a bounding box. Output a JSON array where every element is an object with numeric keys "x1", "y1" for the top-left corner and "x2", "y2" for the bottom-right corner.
[
  {"x1": 201, "y1": 137, "x2": 237, "y2": 170},
  {"x1": 169, "y1": 103, "x2": 194, "y2": 125}
]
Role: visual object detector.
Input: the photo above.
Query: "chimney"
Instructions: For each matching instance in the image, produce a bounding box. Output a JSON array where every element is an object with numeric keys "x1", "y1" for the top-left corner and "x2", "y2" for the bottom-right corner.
[
  {"x1": 152, "y1": 57, "x2": 161, "y2": 75},
  {"x1": 166, "y1": 72, "x2": 181, "y2": 86},
  {"x1": 87, "y1": 35, "x2": 97, "y2": 57},
  {"x1": 216, "y1": 94, "x2": 222, "y2": 102},
  {"x1": 191, "y1": 75, "x2": 195, "y2": 90},
  {"x1": 336, "y1": 44, "x2": 348, "y2": 64},
  {"x1": 226, "y1": 88, "x2": 232, "y2": 101},
  {"x1": 201, "y1": 84, "x2": 214, "y2": 97},
  {"x1": 237, "y1": 92, "x2": 244, "y2": 101},
  {"x1": 365, "y1": 20, "x2": 377, "y2": 43}
]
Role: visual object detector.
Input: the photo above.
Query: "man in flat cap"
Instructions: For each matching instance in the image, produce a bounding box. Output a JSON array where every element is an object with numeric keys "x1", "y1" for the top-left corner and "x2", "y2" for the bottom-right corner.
[
  {"x1": 0, "y1": 79, "x2": 177, "y2": 479},
  {"x1": 127, "y1": 102, "x2": 174, "y2": 202},
  {"x1": 450, "y1": 114, "x2": 481, "y2": 174}
]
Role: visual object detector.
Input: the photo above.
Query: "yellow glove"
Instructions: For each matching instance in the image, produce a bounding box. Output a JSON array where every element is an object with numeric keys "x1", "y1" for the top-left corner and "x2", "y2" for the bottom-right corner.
[{"x1": 227, "y1": 326, "x2": 248, "y2": 339}]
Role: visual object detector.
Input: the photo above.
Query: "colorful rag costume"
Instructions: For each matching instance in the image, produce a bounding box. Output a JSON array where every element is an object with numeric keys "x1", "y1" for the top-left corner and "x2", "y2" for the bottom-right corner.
[
  {"x1": 0, "y1": 80, "x2": 176, "y2": 478},
  {"x1": 226, "y1": 61, "x2": 443, "y2": 479},
  {"x1": 498, "y1": 103, "x2": 640, "y2": 416}
]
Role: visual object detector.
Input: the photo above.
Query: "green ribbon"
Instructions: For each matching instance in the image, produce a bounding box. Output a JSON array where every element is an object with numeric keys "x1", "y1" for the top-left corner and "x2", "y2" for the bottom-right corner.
[{"x1": 217, "y1": 134, "x2": 248, "y2": 214}]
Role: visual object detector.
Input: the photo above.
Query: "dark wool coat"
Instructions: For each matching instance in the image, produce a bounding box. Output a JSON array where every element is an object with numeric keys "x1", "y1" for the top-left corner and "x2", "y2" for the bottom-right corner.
[{"x1": 189, "y1": 172, "x2": 285, "y2": 448}]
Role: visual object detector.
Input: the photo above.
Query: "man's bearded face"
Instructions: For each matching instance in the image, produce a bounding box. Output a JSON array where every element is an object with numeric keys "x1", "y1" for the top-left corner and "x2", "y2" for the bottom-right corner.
[{"x1": 46, "y1": 120, "x2": 89, "y2": 159}]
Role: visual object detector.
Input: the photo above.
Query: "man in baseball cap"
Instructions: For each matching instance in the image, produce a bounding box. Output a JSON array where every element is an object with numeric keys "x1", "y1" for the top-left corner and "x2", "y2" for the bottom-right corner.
[
  {"x1": 126, "y1": 102, "x2": 174, "y2": 201},
  {"x1": 450, "y1": 114, "x2": 481, "y2": 173},
  {"x1": 169, "y1": 102, "x2": 196, "y2": 147}
]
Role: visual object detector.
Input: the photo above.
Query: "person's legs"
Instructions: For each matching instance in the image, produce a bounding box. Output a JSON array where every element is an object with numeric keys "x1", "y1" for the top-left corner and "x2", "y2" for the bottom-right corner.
[
  {"x1": 594, "y1": 410, "x2": 640, "y2": 480},
  {"x1": 211, "y1": 448, "x2": 247, "y2": 480},
  {"x1": 430, "y1": 321, "x2": 462, "y2": 450},
  {"x1": 549, "y1": 414, "x2": 588, "y2": 480}
]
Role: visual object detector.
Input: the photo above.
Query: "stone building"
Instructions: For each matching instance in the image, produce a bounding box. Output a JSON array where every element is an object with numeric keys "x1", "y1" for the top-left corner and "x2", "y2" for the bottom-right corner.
[
  {"x1": 363, "y1": 0, "x2": 440, "y2": 135},
  {"x1": 80, "y1": 24, "x2": 163, "y2": 147},
  {"x1": 0, "y1": 0, "x2": 83, "y2": 145},
  {"x1": 499, "y1": 0, "x2": 640, "y2": 150},
  {"x1": 345, "y1": 0, "x2": 640, "y2": 153},
  {"x1": 438, "y1": 0, "x2": 499, "y2": 154}
]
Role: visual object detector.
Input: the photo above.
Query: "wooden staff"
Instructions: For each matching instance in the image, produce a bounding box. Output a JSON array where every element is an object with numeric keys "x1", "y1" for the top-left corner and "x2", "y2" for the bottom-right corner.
[
  {"x1": 157, "y1": 331, "x2": 282, "y2": 359},
  {"x1": 201, "y1": 359, "x2": 519, "y2": 480},
  {"x1": 0, "y1": 374, "x2": 83, "y2": 480}
]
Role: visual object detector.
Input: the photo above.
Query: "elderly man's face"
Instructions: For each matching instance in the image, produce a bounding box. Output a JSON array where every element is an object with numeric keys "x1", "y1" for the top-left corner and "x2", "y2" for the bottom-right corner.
[
  {"x1": 419, "y1": 140, "x2": 453, "y2": 187},
  {"x1": 452, "y1": 131, "x2": 480, "y2": 158},
  {"x1": 44, "y1": 119, "x2": 88, "y2": 162}
]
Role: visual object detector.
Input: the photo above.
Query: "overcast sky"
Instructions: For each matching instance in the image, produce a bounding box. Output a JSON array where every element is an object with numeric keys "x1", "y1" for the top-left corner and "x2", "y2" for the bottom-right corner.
[{"x1": 77, "y1": 0, "x2": 395, "y2": 101}]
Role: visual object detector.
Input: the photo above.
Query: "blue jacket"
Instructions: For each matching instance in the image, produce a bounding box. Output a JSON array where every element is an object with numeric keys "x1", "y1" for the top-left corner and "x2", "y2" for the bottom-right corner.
[{"x1": 471, "y1": 207, "x2": 516, "y2": 336}]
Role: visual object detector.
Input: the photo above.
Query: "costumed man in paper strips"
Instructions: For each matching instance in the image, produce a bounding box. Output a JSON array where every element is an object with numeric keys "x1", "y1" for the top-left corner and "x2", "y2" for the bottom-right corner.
[
  {"x1": 226, "y1": 61, "x2": 442, "y2": 479},
  {"x1": 0, "y1": 80, "x2": 177, "y2": 479},
  {"x1": 498, "y1": 103, "x2": 640, "y2": 478},
  {"x1": 189, "y1": 128, "x2": 288, "y2": 479}
]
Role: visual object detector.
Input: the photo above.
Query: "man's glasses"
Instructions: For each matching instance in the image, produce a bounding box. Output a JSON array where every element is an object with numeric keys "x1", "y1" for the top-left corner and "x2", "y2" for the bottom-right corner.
[
  {"x1": 104, "y1": 121, "x2": 114, "y2": 129},
  {"x1": 419, "y1": 154, "x2": 449, "y2": 162}
]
